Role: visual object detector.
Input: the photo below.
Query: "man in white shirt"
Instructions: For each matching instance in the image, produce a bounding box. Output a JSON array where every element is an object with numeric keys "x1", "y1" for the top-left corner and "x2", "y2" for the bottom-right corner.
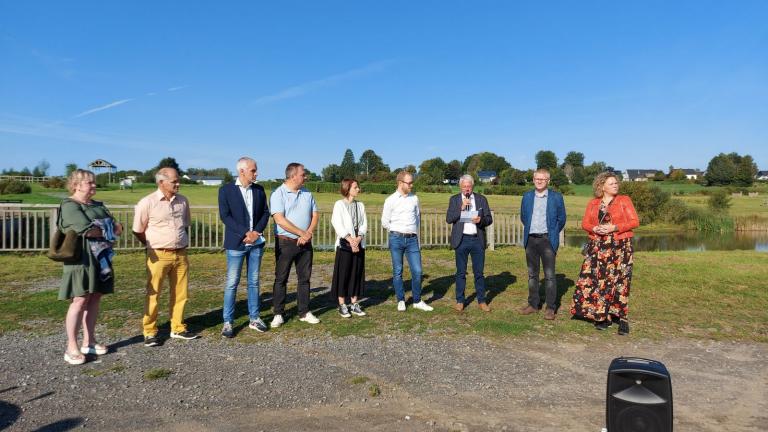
[{"x1": 381, "y1": 171, "x2": 433, "y2": 312}]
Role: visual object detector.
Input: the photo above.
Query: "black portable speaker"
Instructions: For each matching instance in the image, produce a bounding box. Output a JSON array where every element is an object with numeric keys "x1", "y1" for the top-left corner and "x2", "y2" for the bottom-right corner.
[{"x1": 606, "y1": 357, "x2": 673, "y2": 432}]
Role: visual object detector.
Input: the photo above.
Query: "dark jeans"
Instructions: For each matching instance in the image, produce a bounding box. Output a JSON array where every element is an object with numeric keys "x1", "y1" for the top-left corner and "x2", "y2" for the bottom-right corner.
[
  {"x1": 454, "y1": 235, "x2": 486, "y2": 304},
  {"x1": 273, "y1": 237, "x2": 313, "y2": 317},
  {"x1": 525, "y1": 235, "x2": 557, "y2": 310}
]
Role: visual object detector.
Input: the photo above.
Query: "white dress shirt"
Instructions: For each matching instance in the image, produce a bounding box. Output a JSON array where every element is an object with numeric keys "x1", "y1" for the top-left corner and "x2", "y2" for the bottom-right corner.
[
  {"x1": 381, "y1": 191, "x2": 420, "y2": 234},
  {"x1": 462, "y1": 193, "x2": 478, "y2": 235}
]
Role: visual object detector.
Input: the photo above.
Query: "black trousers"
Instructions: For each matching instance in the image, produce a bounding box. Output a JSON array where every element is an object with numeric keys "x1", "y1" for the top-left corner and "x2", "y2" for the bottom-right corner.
[
  {"x1": 525, "y1": 235, "x2": 557, "y2": 310},
  {"x1": 273, "y1": 237, "x2": 313, "y2": 316}
]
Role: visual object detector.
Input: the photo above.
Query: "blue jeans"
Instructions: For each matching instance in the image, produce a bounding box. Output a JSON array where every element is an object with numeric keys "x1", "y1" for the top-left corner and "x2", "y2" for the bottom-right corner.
[
  {"x1": 223, "y1": 245, "x2": 265, "y2": 323},
  {"x1": 388, "y1": 233, "x2": 423, "y2": 302},
  {"x1": 454, "y1": 235, "x2": 486, "y2": 304}
]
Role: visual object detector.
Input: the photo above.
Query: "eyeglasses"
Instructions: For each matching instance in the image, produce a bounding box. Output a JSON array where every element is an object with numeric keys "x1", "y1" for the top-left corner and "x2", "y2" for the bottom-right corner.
[
  {"x1": 400, "y1": 181, "x2": 414, "y2": 186},
  {"x1": 533, "y1": 178, "x2": 550, "y2": 182}
]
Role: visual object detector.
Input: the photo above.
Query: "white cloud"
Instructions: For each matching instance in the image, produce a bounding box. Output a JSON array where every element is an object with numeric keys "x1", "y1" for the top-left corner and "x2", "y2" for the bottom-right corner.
[
  {"x1": 251, "y1": 59, "x2": 395, "y2": 106},
  {"x1": 72, "y1": 99, "x2": 133, "y2": 118}
]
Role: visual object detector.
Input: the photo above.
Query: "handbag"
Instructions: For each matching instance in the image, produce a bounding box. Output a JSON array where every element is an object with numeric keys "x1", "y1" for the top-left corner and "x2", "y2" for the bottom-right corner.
[
  {"x1": 47, "y1": 229, "x2": 82, "y2": 262},
  {"x1": 47, "y1": 202, "x2": 84, "y2": 262}
]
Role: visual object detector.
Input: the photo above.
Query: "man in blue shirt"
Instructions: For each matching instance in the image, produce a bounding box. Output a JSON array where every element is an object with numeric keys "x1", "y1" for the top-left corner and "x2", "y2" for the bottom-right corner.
[
  {"x1": 270, "y1": 162, "x2": 320, "y2": 327},
  {"x1": 519, "y1": 168, "x2": 567, "y2": 320},
  {"x1": 218, "y1": 157, "x2": 270, "y2": 338}
]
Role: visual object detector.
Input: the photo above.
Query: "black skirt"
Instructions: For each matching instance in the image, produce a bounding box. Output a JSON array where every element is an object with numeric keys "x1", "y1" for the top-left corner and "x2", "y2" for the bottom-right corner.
[{"x1": 330, "y1": 247, "x2": 365, "y2": 300}]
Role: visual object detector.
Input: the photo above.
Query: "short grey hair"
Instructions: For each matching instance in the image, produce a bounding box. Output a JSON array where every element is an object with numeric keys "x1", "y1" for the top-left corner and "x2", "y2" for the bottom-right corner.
[
  {"x1": 285, "y1": 162, "x2": 304, "y2": 180},
  {"x1": 155, "y1": 167, "x2": 177, "y2": 184},
  {"x1": 236, "y1": 157, "x2": 256, "y2": 172},
  {"x1": 459, "y1": 174, "x2": 474, "y2": 186}
]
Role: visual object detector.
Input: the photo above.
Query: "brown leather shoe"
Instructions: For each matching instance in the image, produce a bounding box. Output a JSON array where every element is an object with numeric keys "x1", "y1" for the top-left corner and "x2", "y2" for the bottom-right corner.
[
  {"x1": 543, "y1": 308, "x2": 556, "y2": 320},
  {"x1": 478, "y1": 302, "x2": 491, "y2": 312},
  {"x1": 453, "y1": 302, "x2": 464, "y2": 312},
  {"x1": 519, "y1": 305, "x2": 537, "y2": 315}
]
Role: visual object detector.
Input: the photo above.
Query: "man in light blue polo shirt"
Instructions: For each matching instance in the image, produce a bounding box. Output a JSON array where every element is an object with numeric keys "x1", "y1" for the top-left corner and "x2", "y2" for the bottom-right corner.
[{"x1": 270, "y1": 162, "x2": 320, "y2": 327}]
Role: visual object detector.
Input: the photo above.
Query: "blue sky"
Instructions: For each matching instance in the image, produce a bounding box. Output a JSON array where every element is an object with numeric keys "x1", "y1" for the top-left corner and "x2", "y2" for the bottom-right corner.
[{"x1": 1, "y1": 1, "x2": 766, "y2": 179}]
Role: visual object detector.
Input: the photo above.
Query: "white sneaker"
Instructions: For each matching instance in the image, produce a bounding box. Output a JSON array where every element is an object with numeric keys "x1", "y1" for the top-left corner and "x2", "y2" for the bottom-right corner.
[
  {"x1": 270, "y1": 314, "x2": 284, "y2": 329},
  {"x1": 299, "y1": 311, "x2": 320, "y2": 324},
  {"x1": 413, "y1": 301, "x2": 434, "y2": 312},
  {"x1": 397, "y1": 301, "x2": 406, "y2": 312}
]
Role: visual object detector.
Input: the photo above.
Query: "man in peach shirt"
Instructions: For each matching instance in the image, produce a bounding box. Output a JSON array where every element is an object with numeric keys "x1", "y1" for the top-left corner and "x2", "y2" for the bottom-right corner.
[{"x1": 132, "y1": 167, "x2": 199, "y2": 347}]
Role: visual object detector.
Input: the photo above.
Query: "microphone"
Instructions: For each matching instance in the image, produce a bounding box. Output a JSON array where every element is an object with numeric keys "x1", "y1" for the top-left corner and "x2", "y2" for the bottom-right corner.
[{"x1": 464, "y1": 192, "x2": 471, "y2": 211}]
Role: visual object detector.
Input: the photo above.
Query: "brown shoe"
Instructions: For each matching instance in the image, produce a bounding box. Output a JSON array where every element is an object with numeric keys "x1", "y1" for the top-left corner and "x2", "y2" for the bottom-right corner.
[
  {"x1": 519, "y1": 305, "x2": 537, "y2": 315},
  {"x1": 453, "y1": 302, "x2": 464, "y2": 312},
  {"x1": 478, "y1": 302, "x2": 491, "y2": 312},
  {"x1": 543, "y1": 308, "x2": 556, "y2": 320}
]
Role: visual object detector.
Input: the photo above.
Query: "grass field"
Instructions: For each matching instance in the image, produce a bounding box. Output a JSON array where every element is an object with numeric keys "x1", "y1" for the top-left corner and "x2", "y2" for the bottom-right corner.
[
  {"x1": 1, "y1": 247, "x2": 766, "y2": 342},
  {"x1": 4, "y1": 183, "x2": 767, "y2": 230}
]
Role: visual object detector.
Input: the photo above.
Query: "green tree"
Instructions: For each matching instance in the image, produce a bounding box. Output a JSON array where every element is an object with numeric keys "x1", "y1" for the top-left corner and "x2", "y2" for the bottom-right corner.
[
  {"x1": 32, "y1": 160, "x2": 50, "y2": 177},
  {"x1": 734, "y1": 155, "x2": 757, "y2": 187},
  {"x1": 340, "y1": 149, "x2": 357, "y2": 179},
  {"x1": 668, "y1": 169, "x2": 687, "y2": 182},
  {"x1": 498, "y1": 167, "x2": 527, "y2": 185},
  {"x1": 549, "y1": 167, "x2": 570, "y2": 187},
  {"x1": 65, "y1": 163, "x2": 78, "y2": 177},
  {"x1": 156, "y1": 157, "x2": 182, "y2": 174},
  {"x1": 535, "y1": 150, "x2": 558, "y2": 170},
  {"x1": 358, "y1": 149, "x2": 389, "y2": 178},
  {"x1": 461, "y1": 152, "x2": 511, "y2": 178},
  {"x1": 322, "y1": 164, "x2": 342, "y2": 182},
  {"x1": 444, "y1": 160, "x2": 462, "y2": 183},
  {"x1": 563, "y1": 151, "x2": 585, "y2": 168},
  {"x1": 705, "y1": 153, "x2": 738, "y2": 186},
  {"x1": 417, "y1": 157, "x2": 447, "y2": 185}
]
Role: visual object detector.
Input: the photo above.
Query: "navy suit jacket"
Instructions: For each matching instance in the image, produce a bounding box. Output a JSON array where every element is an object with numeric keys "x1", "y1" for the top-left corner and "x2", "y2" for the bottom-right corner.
[
  {"x1": 446, "y1": 193, "x2": 493, "y2": 249},
  {"x1": 520, "y1": 188, "x2": 567, "y2": 252},
  {"x1": 218, "y1": 182, "x2": 269, "y2": 250}
]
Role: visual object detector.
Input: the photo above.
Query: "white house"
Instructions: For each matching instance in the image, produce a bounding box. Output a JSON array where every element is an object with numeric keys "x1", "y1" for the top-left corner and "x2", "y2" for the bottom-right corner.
[
  {"x1": 623, "y1": 169, "x2": 661, "y2": 181},
  {"x1": 184, "y1": 175, "x2": 224, "y2": 186}
]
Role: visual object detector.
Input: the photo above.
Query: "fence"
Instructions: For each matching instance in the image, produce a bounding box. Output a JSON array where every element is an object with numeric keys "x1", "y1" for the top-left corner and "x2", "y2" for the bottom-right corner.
[{"x1": 0, "y1": 204, "x2": 532, "y2": 252}]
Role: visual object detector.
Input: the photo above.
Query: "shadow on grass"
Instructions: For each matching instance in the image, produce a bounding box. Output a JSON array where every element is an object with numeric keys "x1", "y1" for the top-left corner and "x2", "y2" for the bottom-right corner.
[
  {"x1": 533, "y1": 273, "x2": 575, "y2": 311},
  {"x1": 185, "y1": 286, "x2": 338, "y2": 333}
]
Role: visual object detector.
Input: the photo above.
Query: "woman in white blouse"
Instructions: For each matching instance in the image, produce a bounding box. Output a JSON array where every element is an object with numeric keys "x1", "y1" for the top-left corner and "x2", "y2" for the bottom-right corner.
[{"x1": 330, "y1": 179, "x2": 368, "y2": 317}]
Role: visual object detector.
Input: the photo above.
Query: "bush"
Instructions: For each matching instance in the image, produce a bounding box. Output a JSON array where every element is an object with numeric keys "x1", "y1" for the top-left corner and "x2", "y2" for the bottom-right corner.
[
  {"x1": 0, "y1": 180, "x2": 31, "y2": 195},
  {"x1": 708, "y1": 189, "x2": 732, "y2": 212},
  {"x1": 482, "y1": 185, "x2": 529, "y2": 196},
  {"x1": 660, "y1": 198, "x2": 692, "y2": 225},
  {"x1": 41, "y1": 177, "x2": 66, "y2": 189},
  {"x1": 415, "y1": 184, "x2": 452, "y2": 193},
  {"x1": 619, "y1": 181, "x2": 670, "y2": 224},
  {"x1": 687, "y1": 208, "x2": 734, "y2": 232}
]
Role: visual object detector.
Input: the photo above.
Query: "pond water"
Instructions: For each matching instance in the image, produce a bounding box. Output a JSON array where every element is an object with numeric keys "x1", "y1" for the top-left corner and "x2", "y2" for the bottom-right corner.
[{"x1": 564, "y1": 231, "x2": 768, "y2": 252}]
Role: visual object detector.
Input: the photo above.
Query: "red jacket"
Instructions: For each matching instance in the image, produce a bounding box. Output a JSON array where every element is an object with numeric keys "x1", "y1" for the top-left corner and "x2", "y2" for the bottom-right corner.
[{"x1": 581, "y1": 195, "x2": 639, "y2": 240}]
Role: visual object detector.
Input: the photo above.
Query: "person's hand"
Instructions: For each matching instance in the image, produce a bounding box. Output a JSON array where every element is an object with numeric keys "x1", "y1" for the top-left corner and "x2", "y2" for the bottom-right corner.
[
  {"x1": 462, "y1": 197, "x2": 472, "y2": 208},
  {"x1": 471, "y1": 215, "x2": 481, "y2": 224},
  {"x1": 85, "y1": 227, "x2": 102, "y2": 238},
  {"x1": 114, "y1": 222, "x2": 123, "y2": 236}
]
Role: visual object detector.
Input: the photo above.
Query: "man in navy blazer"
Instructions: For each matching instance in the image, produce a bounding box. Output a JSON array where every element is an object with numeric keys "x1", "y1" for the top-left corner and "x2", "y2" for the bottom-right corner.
[
  {"x1": 446, "y1": 175, "x2": 493, "y2": 312},
  {"x1": 218, "y1": 157, "x2": 270, "y2": 337},
  {"x1": 519, "y1": 168, "x2": 567, "y2": 320}
]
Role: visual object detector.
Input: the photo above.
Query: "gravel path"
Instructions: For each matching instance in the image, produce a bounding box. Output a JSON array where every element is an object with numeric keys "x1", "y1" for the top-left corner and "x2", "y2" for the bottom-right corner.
[{"x1": 1, "y1": 332, "x2": 766, "y2": 431}]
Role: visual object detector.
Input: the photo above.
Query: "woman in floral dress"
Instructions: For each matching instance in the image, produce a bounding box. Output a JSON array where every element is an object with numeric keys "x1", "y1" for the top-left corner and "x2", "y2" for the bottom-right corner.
[{"x1": 571, "y1": 172, "x2": 639, "y2": 335}]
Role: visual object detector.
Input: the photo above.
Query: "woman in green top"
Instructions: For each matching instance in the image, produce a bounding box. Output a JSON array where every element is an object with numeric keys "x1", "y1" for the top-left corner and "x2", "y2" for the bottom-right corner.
[{"x1": 60, "y1": 169, "x2": 123, "y2": 365}]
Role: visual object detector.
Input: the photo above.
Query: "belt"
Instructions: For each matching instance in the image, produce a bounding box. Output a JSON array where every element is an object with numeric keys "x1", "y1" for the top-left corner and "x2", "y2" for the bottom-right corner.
[
  {"x1": 462, "y1": 234, "x2": 478, "y2": 237},
  {"x1": 390, "y1": 231, "x2": 418, "y2": 238},
  {"x1": 528, "y1": 233, "x2": 548, "y2": 238},
  {"x1": 152, "y1": 247, "x2": 186, "y2": 252},
  {"x1": 276, "y1": 235, "x2": 298, "y2": 241}
]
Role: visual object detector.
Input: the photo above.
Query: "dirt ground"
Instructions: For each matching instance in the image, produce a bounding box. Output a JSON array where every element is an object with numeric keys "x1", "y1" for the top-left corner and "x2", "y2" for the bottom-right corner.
[{"x1": 1, "y1": 333, "x2": 766, "y2": 431}]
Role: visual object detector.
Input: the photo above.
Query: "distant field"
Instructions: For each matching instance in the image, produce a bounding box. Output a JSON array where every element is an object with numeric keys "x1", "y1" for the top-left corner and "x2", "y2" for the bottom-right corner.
[{"x1": 4, "y1": 183, "x2": 766, "y2": 225}]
